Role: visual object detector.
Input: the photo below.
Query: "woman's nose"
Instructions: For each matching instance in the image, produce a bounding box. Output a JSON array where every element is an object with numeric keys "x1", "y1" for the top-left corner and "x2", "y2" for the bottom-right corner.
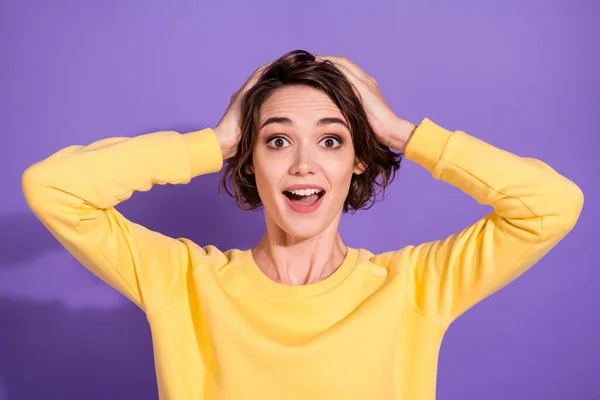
[{"x1": 288, "y1": 146, "x2": 318, "y2": 176}]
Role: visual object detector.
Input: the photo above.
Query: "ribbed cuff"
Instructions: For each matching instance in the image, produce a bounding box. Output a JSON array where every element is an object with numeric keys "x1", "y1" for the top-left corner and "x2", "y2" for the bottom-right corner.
[
  {"x1": 404, "y1": 117, "x2": 453, "y2": 173},
  {"x1": 182, "y1": 128, "x2": 224, "y2": 178}
]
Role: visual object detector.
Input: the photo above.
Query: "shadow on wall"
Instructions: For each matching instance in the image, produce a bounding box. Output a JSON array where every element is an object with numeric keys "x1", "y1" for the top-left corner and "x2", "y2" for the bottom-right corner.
[
  {"x1": 0, "y1": 299, "x2": 157, "y2": 400},
  {"x1": 0, "y1": 172, "x2": 265, "y2": 269},
  {"x1": 0, "y1": 172, "x2": 265, "y2": 399}
]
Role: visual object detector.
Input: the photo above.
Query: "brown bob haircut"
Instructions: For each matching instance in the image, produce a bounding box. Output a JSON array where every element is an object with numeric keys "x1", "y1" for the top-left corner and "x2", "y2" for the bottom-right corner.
[{"x1": 219, "y1": 49, "x2": 403, "y2": 214}]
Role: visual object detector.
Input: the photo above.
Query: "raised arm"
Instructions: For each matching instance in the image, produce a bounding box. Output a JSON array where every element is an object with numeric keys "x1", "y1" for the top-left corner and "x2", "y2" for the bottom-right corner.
[
  {"x1": 383, "y1": 118, "x2": 584, "y2": 328},
  {"x1": 21, "y1": 61, "x2": 273, "y2": 312},
  {"x1": 22, "y1": 128, "x2": 224, "y2": 312}
]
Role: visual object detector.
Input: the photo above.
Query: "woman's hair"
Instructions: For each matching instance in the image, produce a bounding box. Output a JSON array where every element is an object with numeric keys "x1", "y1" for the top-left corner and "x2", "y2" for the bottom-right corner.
[{"x1": 219, "y1": 49, "x2": 403, "y2": 214}]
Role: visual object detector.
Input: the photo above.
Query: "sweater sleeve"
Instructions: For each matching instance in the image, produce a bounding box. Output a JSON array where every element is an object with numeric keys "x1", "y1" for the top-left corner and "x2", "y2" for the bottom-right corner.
[
  {"x1": 395, "y1": 118, "x2": 584, "y2": 328},
  {"x1": 22, "y1": 128, "x2": 224, "y2": 312}
]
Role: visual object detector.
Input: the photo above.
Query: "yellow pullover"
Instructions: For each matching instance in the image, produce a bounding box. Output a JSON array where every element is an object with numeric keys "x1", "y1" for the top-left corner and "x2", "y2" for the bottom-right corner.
[{"x1": 22, "y1": 117, "x2": 584, "y2": 399}]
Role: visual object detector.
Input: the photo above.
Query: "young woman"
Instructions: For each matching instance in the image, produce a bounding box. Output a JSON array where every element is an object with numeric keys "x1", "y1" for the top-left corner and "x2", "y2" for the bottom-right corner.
[{"x1": 23, "y1": 50, "x2": 584, "y2": 399}]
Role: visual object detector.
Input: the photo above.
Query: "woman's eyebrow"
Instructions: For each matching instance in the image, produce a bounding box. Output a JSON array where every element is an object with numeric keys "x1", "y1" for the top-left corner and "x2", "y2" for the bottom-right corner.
[
  {"x1": 317, "y1": 117, "x2": 349, "y2": 130},
  {"x1": 259, "y1": 117, "x2": 349, "y2": 131}
]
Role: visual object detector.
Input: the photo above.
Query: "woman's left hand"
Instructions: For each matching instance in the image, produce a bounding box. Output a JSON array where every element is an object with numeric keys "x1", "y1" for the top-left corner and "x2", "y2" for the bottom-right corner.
[{"x1": 316, "y1": 55, "x2": 416, "y2": 153}]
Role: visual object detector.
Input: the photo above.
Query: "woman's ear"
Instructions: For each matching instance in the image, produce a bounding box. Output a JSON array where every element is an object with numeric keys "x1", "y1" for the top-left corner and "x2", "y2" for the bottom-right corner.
[
  {"x1": 244, "y1": 163, "x2": 254, "y2": 174},
  {"x1": 353, "y1": 159, "x2": 366, "y2": 175}
]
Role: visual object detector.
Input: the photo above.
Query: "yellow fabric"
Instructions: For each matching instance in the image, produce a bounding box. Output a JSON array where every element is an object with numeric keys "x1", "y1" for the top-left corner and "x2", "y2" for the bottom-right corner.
[{"x1": 22, "y1": 117, "x2": 584, "y2": 399}]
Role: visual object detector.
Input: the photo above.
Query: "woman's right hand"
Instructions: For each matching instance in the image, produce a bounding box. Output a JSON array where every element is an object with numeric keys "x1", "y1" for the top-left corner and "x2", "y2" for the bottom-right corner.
[{"x1": 214, "y1": 61, "x2": 272, "y2": 160}]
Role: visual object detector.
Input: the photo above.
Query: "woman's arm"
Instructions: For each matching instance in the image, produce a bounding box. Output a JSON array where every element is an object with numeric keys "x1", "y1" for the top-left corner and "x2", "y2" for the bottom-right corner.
[
  {"x1": 377, "y1": 118, "x2": 584, "y2": 328},
  {"x1": 22, "y1": 128, "x2": 223, "y2": 312},
  {"x1": 311, "y1": 56, "x2": 583, "y2": 327}
]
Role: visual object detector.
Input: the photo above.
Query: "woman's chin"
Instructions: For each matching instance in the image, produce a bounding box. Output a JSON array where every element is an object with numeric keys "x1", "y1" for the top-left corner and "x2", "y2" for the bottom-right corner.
[
  {"x1": 265, "y1": 201, "x2": 342, "y2": 240},
  {"x1": 280, "y1": 223, "x2": 324, "y2": 240}
]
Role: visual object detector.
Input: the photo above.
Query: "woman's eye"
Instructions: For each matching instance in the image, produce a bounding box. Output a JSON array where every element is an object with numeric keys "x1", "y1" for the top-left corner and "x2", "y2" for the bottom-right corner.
[
  {"x1": 267, "y1": 137, "x2": 291, "y2": 148},
  {"x1": 266, "y1": 136, "x2": 342, "y2": 149},
  {"x1": 319, "y1": 136, "x2": 342, "y2": 149}
]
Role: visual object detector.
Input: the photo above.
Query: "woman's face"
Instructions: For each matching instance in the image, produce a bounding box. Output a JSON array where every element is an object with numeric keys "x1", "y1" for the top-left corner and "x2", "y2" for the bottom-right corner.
[{"x1": 252, "y1": 85, "x2": 364, "y2": 239}]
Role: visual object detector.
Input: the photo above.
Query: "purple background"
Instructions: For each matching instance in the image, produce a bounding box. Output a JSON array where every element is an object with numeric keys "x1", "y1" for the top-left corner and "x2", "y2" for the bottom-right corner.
[{"x1": 1, "y1": 1, "x2": 598, "y2": 399}]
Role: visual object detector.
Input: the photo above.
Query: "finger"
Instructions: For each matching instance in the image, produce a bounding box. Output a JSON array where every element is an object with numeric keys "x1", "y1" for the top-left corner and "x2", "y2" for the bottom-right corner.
[
  {"x1": 243, "y1": 65, "x2": 268, "y2": 88},
  {"x1": 240, "y1": 61, "x2": 273, "y2": 93},
  {"x1": 325, "y1": 60, "x2": 365, "y2": 99},
  {"x1": 318, "y1": 56, "x2": 374, "y2": 86}
]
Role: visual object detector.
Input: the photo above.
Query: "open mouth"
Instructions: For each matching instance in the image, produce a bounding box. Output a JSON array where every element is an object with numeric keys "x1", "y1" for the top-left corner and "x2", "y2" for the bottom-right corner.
[{"x1": 282, "y1": 189, "x2": 326, "y2": 207}]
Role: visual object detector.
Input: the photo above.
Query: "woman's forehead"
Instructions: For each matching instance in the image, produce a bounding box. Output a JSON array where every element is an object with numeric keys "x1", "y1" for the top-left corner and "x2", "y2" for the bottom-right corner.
[{"x1": 260, "y1": 86, "x2": 342, "y2": 117}]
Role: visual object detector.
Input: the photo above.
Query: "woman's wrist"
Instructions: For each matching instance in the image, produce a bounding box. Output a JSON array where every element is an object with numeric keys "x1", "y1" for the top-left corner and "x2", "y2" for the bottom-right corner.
[
  {"x1": 386, "y1": 118, "x2": 417, "y2": 153},
  {"x1": 213, "y1": 126, "x2": 235, "y2": 160}
]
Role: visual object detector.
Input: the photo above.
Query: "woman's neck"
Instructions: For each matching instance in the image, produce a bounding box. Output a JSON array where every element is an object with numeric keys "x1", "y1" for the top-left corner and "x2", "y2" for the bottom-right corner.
[{"x1": 252, "y1": 217, "x2": 347, "y2": 286}]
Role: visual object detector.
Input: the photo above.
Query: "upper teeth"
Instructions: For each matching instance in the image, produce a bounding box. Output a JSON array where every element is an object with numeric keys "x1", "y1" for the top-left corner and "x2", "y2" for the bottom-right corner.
[{"x1": 288, "y1": 188, "x2": 323, "y2": 196}]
